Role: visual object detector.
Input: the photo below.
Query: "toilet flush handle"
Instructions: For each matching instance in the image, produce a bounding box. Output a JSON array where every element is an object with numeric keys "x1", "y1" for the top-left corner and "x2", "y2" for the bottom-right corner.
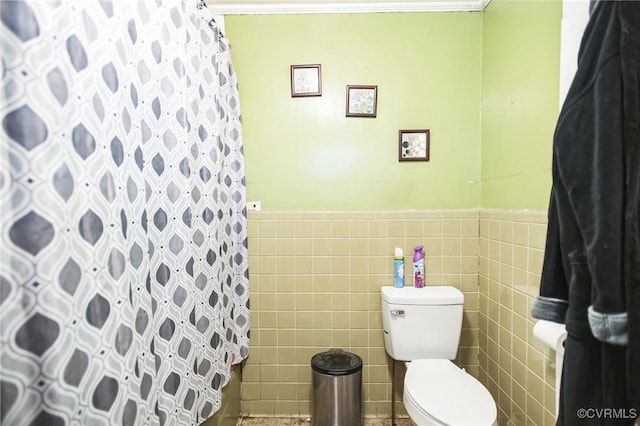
[{"x1": 390, "y1": 309, "x2": 405, "y2": 316}]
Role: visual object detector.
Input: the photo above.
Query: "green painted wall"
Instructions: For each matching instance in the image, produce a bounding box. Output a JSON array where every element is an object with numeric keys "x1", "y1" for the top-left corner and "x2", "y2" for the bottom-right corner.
[
  {"x1": 226, "y1": 13, "x2": 482, "y2": 210},
  {"x1": 480, "y1": 0, "x2": 561, "y2": 210},
  {"x1": 225, "y1": 2, "x2": 562, "y2": 212}
]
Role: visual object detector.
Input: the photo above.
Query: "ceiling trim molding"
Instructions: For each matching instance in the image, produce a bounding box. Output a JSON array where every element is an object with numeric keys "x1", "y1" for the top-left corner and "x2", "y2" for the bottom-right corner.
[{"x1": 206, "y1": 0, "x2": 490, "y2": 15}]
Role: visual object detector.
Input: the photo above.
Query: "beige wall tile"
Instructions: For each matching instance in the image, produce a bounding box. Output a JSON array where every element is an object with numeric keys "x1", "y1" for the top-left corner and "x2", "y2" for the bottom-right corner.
[
  {"x1": 311, "y1": 220, "x2": 331, "y2": 238},
  {"x1": 258, "y1": 221, "x2": 278, "y2": 238},
  {"x1": 423, "y1": 219, "x2": 443, "y2": 237},
  {"x1": 242, "y1": 209, "x2": 552, "y2": 424},
  {"x1": 312, "y1": 330, "x2": 331, "y2": 347},
  {"x1": 477, "y1": 210, "x2": 555, "y2": 424}
]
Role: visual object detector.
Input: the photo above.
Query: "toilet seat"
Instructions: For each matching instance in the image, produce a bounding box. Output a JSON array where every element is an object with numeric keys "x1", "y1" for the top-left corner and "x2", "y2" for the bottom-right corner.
[{"x1": 404, "y1": 359, "x2": 497, "y2": 426}]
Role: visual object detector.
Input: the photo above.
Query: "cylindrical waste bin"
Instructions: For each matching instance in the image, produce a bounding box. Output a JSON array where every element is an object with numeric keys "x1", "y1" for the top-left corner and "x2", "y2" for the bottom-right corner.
[{"x1": 311, "y1": 348, "x2": 363, "y2": 426}]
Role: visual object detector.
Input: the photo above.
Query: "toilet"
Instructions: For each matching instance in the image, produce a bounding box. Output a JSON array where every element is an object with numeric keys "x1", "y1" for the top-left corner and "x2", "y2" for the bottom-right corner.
[{"x1": 381, "y1": 286, "x2": 497, "y2": 426}]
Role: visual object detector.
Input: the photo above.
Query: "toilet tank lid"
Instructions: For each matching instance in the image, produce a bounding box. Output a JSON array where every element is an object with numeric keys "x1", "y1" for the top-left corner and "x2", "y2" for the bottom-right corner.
[{"x1": 381, "y1": 286, "x2": 463, "y2": 305}]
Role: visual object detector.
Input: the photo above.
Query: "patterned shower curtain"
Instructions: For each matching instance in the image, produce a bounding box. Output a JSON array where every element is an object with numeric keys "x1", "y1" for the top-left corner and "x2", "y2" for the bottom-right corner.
[{"x1": 0, "y1": 1, "x2": 249, "y2": 425}]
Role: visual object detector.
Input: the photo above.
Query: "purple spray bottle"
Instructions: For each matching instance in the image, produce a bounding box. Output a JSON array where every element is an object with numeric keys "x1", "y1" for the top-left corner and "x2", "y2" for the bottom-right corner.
[{"x1": 413, "y1": 245, "x2": 424, "y2": 288}]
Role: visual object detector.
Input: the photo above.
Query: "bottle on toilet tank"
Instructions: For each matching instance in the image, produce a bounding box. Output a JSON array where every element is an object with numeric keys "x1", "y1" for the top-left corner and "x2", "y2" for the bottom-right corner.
[
  {"x1": 413, "y1": 245, "x2": 424, "y2": 288},
  {"x1": 394, "y1": 247, "x2": 404, "y2": 288}
]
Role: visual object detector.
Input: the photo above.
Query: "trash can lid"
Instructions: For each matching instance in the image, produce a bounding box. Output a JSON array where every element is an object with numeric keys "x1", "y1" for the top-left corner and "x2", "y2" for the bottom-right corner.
[{"x1": 311, "y1": 348, "x2": 362, "y2": 376}]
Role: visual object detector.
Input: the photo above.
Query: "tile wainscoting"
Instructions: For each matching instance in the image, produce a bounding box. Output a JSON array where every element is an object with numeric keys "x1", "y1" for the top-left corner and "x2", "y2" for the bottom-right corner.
[
  {"x1": 243, "y1": 209, "x2": 557, "y2": 425},
  {"x1": 479, "y1": 210, "x2": 557, "y2": 425}
]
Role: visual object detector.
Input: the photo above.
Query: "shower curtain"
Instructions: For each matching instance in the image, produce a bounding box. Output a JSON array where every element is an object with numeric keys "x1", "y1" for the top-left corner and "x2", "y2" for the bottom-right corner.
[{"x1": 0, "y1": 1, "x2": 249, "y2": 425}]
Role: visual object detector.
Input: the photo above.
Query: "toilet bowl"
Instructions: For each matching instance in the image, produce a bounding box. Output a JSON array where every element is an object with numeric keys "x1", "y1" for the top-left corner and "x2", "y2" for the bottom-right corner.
[
  {"x1": 381, "y1": 286, "x2": 497, "y2": 426},
  {"x1": 403, "y1": 360, "x2": 497, "y2": 426}
]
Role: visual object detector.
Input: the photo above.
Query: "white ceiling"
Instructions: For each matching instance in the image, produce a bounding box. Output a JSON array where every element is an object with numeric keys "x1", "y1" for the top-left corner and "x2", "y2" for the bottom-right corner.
[{"x1": 205, "y1": 0, "x2": 490, "y2": 15}]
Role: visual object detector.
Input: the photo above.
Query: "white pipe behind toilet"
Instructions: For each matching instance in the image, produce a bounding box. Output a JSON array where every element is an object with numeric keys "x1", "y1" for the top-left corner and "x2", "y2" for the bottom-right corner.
[{"x1": 533, "y1": 320, "x2": 567, "y2": 419}]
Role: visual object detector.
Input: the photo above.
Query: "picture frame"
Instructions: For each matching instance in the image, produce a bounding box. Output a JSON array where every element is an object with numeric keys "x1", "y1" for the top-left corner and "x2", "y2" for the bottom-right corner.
[
  {"x1": 346, "y1": 85, "x2": 377, "y2": 117},
  {"x1": 290, "y1": 64, "x2": 322, "y2": 97},
  {"x1": 399, "y1": 129, "x2": 430, "y2": 162}
]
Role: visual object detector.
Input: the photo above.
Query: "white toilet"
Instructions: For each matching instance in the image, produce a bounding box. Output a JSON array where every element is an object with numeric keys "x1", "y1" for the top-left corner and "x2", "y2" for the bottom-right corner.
[{"x1": 381, "y1": 286, "x2": 497, "y2": 426}]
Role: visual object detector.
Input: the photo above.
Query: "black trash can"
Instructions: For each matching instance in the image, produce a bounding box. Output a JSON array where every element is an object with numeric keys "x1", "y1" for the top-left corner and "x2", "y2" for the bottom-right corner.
[{"x1": 311, "y1": 348, "x2": 363, "y2": 426}]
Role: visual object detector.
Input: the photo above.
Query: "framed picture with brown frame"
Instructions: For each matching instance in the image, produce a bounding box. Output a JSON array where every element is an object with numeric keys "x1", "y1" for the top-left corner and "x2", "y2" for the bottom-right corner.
[
  {"x1": 345, "y1": 85, "x2": 377, "y2": 117},
  {"x1": 290, "y1": 64, "x2": 322, "y2": 97},
  {"x1": 399, "y1": 129, "x2": 430, "y2": 162}
]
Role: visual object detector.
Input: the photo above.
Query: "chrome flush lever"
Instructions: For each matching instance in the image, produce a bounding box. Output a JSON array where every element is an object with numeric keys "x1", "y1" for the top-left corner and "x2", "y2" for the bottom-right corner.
[{"x1": 390, "y1": 309, "x2": 405, "y2": 316}]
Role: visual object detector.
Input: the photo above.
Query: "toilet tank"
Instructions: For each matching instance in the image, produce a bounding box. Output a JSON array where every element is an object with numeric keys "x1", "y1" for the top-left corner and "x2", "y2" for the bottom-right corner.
[{"x1": 381, "y1": 286, "x2": 464, "y2": 361}]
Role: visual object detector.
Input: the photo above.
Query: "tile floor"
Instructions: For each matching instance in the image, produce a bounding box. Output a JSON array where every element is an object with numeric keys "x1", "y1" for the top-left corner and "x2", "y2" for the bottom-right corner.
[{"x1": 236, "y1": 418, "x2": 413, "y2": 425}]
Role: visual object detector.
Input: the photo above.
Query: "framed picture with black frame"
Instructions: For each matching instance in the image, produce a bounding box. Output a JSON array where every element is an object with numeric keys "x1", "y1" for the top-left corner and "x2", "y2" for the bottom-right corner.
[
  {"x1": 290, "y1": 64, "x2": 322, "y2": 97},
  {"x1": 346, "y1": 85, "x2": 377, "y2": 117},
  {"x1": 399, "y1": 129, "x2": 430, "y2": 162}
]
